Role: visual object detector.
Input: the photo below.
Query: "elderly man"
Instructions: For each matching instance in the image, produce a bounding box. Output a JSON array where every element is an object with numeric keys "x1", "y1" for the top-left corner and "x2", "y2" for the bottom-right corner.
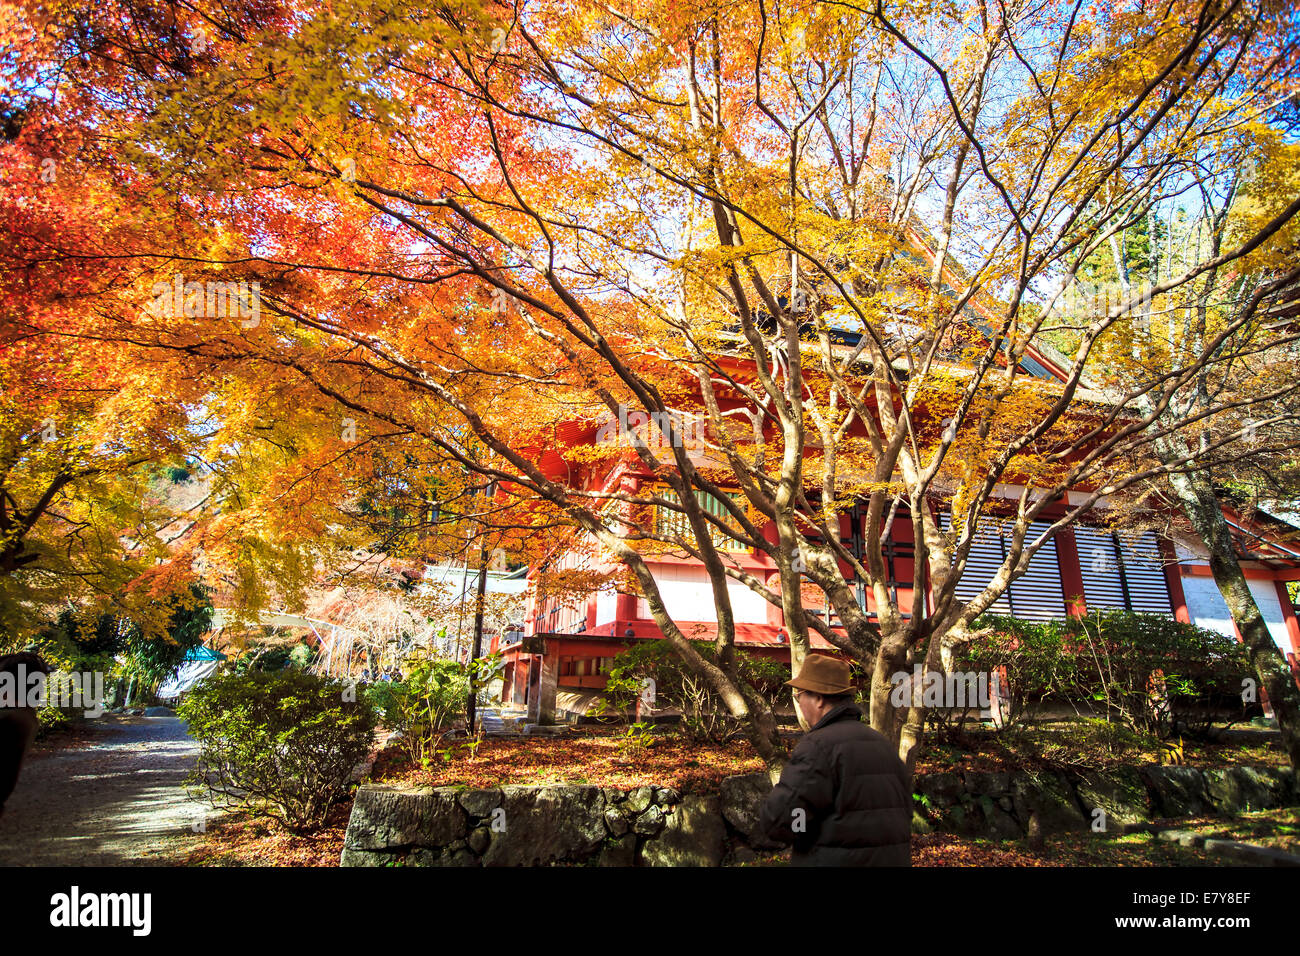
[{"x1": 758, "y1": 654, "x2": 912, "y2": 865}]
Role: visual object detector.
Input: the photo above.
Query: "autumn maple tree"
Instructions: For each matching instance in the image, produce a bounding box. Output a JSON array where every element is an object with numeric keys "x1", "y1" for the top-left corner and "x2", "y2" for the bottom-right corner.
[{"x1": 8, "y1": 0, "x2": 1300, "y2": 770}]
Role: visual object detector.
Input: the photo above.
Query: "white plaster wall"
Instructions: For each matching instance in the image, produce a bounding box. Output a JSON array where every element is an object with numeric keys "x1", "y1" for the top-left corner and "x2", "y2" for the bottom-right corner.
[
  {"x1": 636, "y1": 565, "x2": 769, "y2": 624},
  {"x1": 1246, "y1": 578, "x2": 1292, "y2": 655},
  {"x1": 1181, "y1": 573, "x2": 1293, "y2": 655},
  {"x1": 1181, "y1": 573, "x2": 1235, "y2": 639},
  {"x1": 594, "y1": 585, "x2": 618, "y2": 627}
]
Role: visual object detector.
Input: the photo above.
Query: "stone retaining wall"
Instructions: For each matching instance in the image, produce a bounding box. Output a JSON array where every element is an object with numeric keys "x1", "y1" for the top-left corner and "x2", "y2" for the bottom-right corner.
[
  {"x1": 341, "y1": 765, "x2": 1297, "y2": 866},
  {"x1": 913, "y1": 765, "x2": 1296, "y2": 838}
]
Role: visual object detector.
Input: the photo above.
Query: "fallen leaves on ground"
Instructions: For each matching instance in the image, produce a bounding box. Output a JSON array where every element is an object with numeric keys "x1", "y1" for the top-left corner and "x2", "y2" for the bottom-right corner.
[
  {"x1": 176, "y1": 803, "x2": 351, "y2": 867},
  {"x1": 373, "y1": 731, "x2": 767, "y2": 791},
  {"x1": 912, "y1": 831, "x2": 1216, "y2": 866},
  {"x1": 1155, "y1": 807, "x2": 1300, "y2": 853}
]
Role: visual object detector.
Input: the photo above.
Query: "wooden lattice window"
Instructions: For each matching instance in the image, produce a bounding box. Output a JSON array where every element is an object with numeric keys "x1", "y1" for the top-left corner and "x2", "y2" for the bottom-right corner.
[{"x1": 655, "y1": 487, "x2": 749, "y2": 553}]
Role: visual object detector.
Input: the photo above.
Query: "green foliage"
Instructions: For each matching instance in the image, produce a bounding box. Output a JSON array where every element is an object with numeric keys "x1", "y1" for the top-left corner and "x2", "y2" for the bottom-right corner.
[
  {"x1": 121, "y1": 585, "x2": 213, "y2": 686},
  {"x1": 365, "y1": 651, "x2": 502, "y2": 768},
  {"x1": 35, "y1": 704, "x2": 73, "y2": 740},
  {"x1": 957, "y1": 614, "x2": 1070, "y2": 732},
  {"x1": 288, "y1": 643, "x2": 316, "y2": 670},
  {"x1": 177, "y1": 669, "x2": 378, "y2": 833},
  {"x1": 598, "y1": 640, "x2": 786, "y2": 742},
  {"x1": 615, "y1": 719, "x2": 658, "y2": 759},
  {"x1": 32, "y1": 584, "x2": 212, "y2": 692},
  {"x1": 232, "y1": 639, "x2": 316, "y2": 674},
  {"x1": 1018, "y1": 718, "x2": 1160, "y2": 767},
  {"x1": 959, "y1": 611, "x2": 1253, "y2": 739}
]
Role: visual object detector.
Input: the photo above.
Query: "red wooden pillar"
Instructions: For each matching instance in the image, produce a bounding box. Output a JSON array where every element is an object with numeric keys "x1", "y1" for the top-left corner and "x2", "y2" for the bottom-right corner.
[
  {"x1": 1055, "y1": 526, "x2": 1087, "y2": 617},
  {"x1": 1159, "y1": 538, "x2": 1191, "y2": 623},
  {"x1": 1273, "y1": 580, "x2": 1300, "y2": 691},
  {"x1": 1272, "y1": 580, "x2": 1300, "y2": 658}
]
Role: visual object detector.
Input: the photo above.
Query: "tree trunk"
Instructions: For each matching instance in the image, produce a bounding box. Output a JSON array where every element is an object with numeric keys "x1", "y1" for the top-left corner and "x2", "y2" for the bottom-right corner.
[
  {"x1": 1167, "y1": 468, "x2": 1300, "y2": 769},
  {"x1": 869, "y1": 631, "x2": 909, "y2": 749}
]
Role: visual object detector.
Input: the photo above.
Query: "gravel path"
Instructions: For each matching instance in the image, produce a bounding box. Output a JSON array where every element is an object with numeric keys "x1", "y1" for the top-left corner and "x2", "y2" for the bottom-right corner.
[{"x1": 0, "y1": 715, "x2": 210, "y2": 866}]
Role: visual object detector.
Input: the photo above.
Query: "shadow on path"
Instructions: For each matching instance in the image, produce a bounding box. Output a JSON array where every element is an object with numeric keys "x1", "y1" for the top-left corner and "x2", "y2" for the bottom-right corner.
[{"x1": 0, "y1": 715, "x2": 210, "y2": 866}]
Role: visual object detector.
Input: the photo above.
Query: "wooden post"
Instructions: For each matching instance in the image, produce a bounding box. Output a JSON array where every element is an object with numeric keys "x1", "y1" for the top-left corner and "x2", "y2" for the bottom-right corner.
[{"x1": 467, "y1": 546, "x2": 489, "y2": 734}]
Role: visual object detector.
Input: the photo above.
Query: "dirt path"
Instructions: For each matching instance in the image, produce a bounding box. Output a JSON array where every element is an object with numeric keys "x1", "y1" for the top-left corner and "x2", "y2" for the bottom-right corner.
[{"x1": 0, "y1": 714, "x2": 210, "y2": 866}]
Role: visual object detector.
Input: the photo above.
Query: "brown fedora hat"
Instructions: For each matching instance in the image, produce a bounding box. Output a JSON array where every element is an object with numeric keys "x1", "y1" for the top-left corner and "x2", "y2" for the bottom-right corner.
[{"x1": 784, "y1": 654, "x2": 854, "y2": 695}]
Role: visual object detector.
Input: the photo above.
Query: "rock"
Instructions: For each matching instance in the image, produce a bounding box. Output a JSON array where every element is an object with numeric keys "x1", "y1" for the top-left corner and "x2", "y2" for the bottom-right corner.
[
  {"x1": 604, "y1": 807, "x2": 629, "y2": 836},
  {"x1": 652, "y1": 786, "x2": 680, "y2": 806},
  {"x1": 1258, "y1": 766, "x2": 1298, "y2": 803},
  {"x1": 480, "y1": 785, "x2": 607, "y2": 866},
  {"x1": 719, "y1": 772, "x2": 782, "y2": 850},
  {"x1": 1011, "y1": 771, "x2": 1087, "y2": 834},
  {"x1": 1073, "y1": 768, "x2": 1152, "y2": 828},
  {"x1": 344, "y1": 785, "x2": 467, "y2": 851},
  {"x1": 339, "y1": 847, "x2": 394, "y2": 867},
  {"x1": 603, "y1": 788, "x2": 626, "y2": 804},
  {"x1": 457, "y1": 788, "x2": 503, "y2": 818},
  {"x1": 468, "y1": 827, "x2": 491, "y2": 855},
  {"x1": 1278, "y1": 767, "x2": 1298, "y2": 799},
  {"x1": 1204, "y1": 839, "x2": 1300, "y2": 867},
  {"x1": 731, "y1": 847, "x2": 758, "y2": 865},
  {"x1": 963, "y1": 771, "x2": 1011, "y2": 797},
  {"x1": 632, "y1": 804, "x2": 666, "y2": 836},
  {"x1": 143, "y1": 706, "x2": 174, "y2": 717},
  {"x1": 910, "y1": 810, "x2": 933, "y2": 835},
  {"x1": 1204, "y1": 767, "x2": 1290, "y2": 813},
  {"x1": 980, "y1": 803, "x2": 1024, "y2": 840},
  {"x1": 1142, "y1": 767, "x2": 1210, "y2": 817},
  {"x1": 625, "y1": 787, "x2": 654, "y2": 813},
  {"x1": 640, "y1": 795, "x2": 725, "y2": 867},
  {"x1": 916, "y1": 772, "x2": 964, "y2": 808},
  {"x1": 598, "y1": 835, "x2": 636, "y2": 867},
  {"x1": 1157, "y1": 829, "x2": 1202, "y2": 848},
  {"x1": 996, "y1": 796, "x2": 1014, "y2": 812}
]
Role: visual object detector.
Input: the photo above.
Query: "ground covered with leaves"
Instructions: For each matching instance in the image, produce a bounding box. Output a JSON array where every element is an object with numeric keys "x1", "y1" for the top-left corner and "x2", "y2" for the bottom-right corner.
[
  {"x1": 178, "y1": 803, "x2": 352, "y2": 867},
  {"x1": 371, "y1": 730, "x2": 768, "y2": 791},
  {"x1": 175, "y1": 722, "x2": 1296, "y2": 867},
  {"x1": 1155, "y1": 807, "x2": 1300, "y2": 853}
]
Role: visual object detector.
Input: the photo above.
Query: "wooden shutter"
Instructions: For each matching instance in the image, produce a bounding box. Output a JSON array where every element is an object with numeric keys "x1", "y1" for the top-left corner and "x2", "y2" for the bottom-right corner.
[
  {"x1": 943, "y1": 513, "x2": 1013, "y2": 614},
  {"x1": 942, "y1": 513, "x2": 1066, "y2": 620},
  {"x1": 1074, "y1": 526, "x2": 1171, "y2": 613},
  {"x1": 1009, "y1": 520, "x2": 1068, "y2": 620},
  {"x1": 656, "y1": 488, "x2": 747, "y2": 552}
]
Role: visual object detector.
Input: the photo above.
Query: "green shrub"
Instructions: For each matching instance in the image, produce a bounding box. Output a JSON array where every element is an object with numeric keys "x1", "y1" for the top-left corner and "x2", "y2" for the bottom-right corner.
[
  {"x1": 177, "y1": 670, "x2": 378, "y2": 833},
  {"x1": 959, "y1": 611, "x2": 1253, "y2": 739},
  {"x1": 364, "y1": 651, "x2": 501, "y2": 767},
  {"x1": 32, "y1": 584, "x2": 213, "y2": 703},
  {"x1": 957, "y1": 615, "x2": 1069, "y2": 732},
  {"x1": 35, "y1": 705, "x2": 73, "y2": 740},
  {"x1": 599, "y1": 641, "x2": 786, "y2": 742}
]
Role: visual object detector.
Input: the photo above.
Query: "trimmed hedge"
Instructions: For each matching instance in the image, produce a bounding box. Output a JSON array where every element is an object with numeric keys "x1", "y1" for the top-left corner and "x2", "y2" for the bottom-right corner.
[{"x1": 178, "y1": 669, "x2": 378, "y2": 833}]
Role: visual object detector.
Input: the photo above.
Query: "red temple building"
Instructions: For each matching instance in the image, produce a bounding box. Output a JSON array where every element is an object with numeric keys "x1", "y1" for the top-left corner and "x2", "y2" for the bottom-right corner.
[{"x1": 490, "y1": 242, "x2": 1300, "y2": 726}]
